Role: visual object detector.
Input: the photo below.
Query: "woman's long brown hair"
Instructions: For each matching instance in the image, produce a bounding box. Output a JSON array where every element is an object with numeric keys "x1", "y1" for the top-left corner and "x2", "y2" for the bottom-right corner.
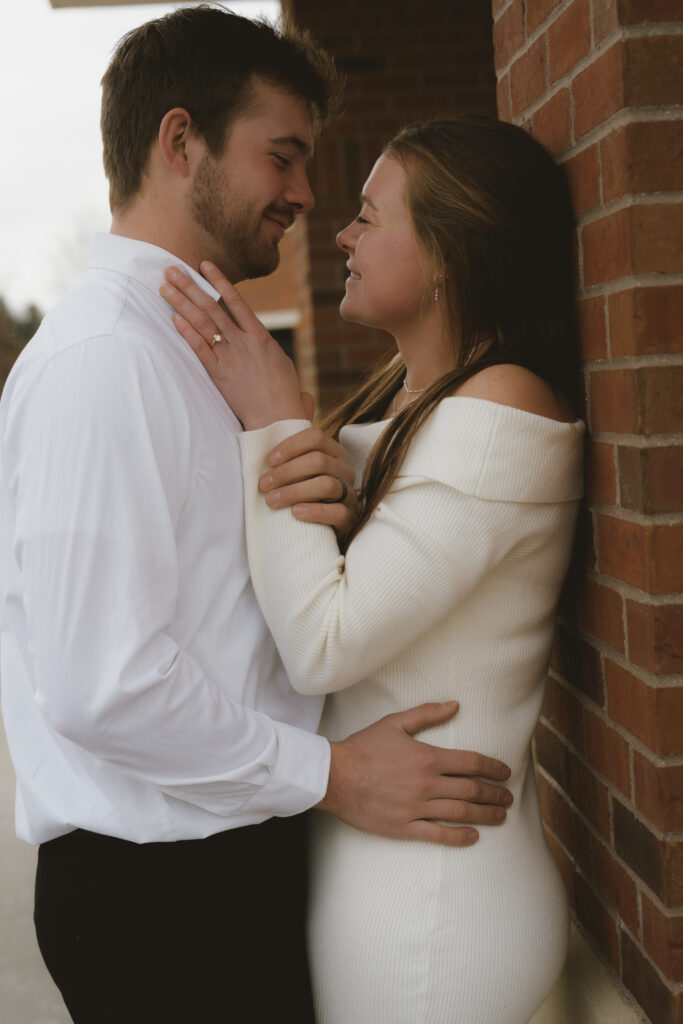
[{"x1": 320, "y1": 117, "x2": 578, "y2": 550}]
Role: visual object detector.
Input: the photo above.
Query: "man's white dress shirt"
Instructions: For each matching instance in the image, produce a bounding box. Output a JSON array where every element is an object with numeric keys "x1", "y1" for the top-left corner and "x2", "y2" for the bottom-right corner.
[{"x1": 0, "y1": 233, "x2": 329, "y2": 845}]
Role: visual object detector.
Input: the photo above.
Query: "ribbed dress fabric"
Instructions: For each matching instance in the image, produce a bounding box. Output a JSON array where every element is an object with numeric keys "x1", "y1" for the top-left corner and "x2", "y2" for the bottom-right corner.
[{"x1": 239, "y1": 396, "x2": 585, "y2": 1024}]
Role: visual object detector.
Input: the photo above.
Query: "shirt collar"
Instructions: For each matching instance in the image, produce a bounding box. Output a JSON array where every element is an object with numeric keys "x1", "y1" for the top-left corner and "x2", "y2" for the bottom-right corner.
[{"x1": 87, "y1": 233, "x2": 221, "y2": 303}]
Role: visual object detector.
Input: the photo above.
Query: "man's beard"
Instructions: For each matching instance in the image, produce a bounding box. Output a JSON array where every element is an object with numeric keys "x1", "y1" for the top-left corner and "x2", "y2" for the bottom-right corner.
[{"x1": 189, "y1": 152, "x2": 281, "y2": 281}]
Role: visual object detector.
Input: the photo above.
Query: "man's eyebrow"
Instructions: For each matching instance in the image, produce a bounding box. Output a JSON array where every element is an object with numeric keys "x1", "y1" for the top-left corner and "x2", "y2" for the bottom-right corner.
[
  {"x1": 269, "y1": 135, "x2": 313, "y2": 158},
  {"x1": 360, "y1": 192, "x2": 378, "y2": 210}
]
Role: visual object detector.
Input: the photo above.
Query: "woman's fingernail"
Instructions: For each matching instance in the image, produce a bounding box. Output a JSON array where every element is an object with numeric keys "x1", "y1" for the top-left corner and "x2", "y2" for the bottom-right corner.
[
  {"x1": 200, "y1": 260, "x2": 216, "y2": 273},
  {"x1": 265, "y1": 491, "x2": 281, "y2": 507},
  {"x1": 293, "y1": 505, "x2": 308, "y2": 517},
  {"x1": 167, "y1": 267, "x2": 182, "y2": 282},
  {"x1": 160, "y1": 282, "x2": 173, "y2": 296},
  {"x1": 269, "y1": 450, "x2": 283, "y2": 466},
  {"x1": 259, "y1": 474, "x2": 274, "y2": 491}
]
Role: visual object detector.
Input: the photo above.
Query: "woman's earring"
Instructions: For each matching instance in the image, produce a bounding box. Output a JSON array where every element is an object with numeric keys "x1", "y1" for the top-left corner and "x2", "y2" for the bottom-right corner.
[{"x1": 434, "y1": 283, "x2": 439, "y2": 302}]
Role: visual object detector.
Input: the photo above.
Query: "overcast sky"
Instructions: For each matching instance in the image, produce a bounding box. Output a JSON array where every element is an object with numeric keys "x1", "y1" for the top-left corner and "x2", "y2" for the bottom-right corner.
[{"x1": 0, "y1": 0, "x2": 280, "y2": 315}]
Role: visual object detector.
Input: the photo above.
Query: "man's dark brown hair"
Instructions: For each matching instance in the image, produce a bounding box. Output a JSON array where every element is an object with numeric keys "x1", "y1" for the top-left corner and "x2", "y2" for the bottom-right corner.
[{"x1": 101, "y1": 3, "x2": 340, "y2": 211}]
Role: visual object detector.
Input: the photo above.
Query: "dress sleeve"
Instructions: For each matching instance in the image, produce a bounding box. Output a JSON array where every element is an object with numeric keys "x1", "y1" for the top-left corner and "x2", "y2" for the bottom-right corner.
[
  {"x1": 5, "y1": 342, "x2": 329, "y2": 819},
  {"x1": 239, "y1": 420, "x2": 525, "y2": 696}
]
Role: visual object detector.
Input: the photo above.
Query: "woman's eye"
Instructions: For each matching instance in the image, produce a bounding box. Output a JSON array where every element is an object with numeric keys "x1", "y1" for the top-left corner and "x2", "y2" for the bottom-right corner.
[
  {"x1": 356, "y1": 215, "x2": 370, "y2": 225},
  {"x1": 273, "y1": 154, "x2": 291, "y2": 167}
]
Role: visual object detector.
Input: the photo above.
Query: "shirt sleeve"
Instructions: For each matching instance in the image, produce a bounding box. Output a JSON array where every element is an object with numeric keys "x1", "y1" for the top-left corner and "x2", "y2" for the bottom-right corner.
[
  {"x1": 238, "y1": 420, "x2": 526, "y2": 696},
  {"x1": 5, "y1": 340, "x2": 329, "y2": 819}
]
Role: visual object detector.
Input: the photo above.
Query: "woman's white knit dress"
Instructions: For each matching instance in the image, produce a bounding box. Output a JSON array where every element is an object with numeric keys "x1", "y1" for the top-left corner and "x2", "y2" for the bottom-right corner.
[{"x1": 238, "y1": 397, "x2": 584, "y2": 1024}]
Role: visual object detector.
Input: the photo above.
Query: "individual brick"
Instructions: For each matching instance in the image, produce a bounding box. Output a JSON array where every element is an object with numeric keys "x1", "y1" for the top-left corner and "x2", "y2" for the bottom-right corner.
[
  {"x1": 583, "y1": 205, "x2": 683, "y2": 287},
  {"x1": 586, "y1": 441, "x2": 617, "y2": 505},
  {"x1": 590, "y1": 366, "x2": 683, "y2": 435},
  {"x1": 613, "y1": 798, "x2": 683, "y2": 906},
  {"x1": 534, "y1": 719, "x2": 569, "y2": 789},
  {"x1": 626, "y1": 600, "x2": 683, "y2": 676},
  {"x1": 589, "y1": 369, "x2": 637, "y2": 433},
  {"x1": 577, "y1": 294, "x2": 607, "y2": 360},
  {"x1": 551, "y1": 779, "x2": 594, "y2": 876},
  {"x1": 606, "y1": 658, "x2": 683, "y2": 756},
  {"x1": 632, "y1": 204, "x2": 683, "y2": 276},
  {"x1": 496, "y1": 72, "x2": 513, "y2": 122},
  {"x1": 591, "y1": 835, "x2": 639, "y2": 935},
  {"x1": 592, "y1": 0, "x2": 619, "y2": 44},
  {"x1": 619, "y1": 447, "x2": 683, "y2": 516},
  {"x1": 542, "y1": 674, "x2": 585, "y2": 751},
  {"x1": 642, "y1": 893, "x2": 683, "y2": 982},
  {"x1": 579, "y1": 577, "x2": 624, "y2": 653},
  {"x1": 574, "y1": 872, "x2": 619, "y2": 970},
  {"x1": 572, "y1": 43, "x2": 623, "y2": 139},
  {"x1": 492, "y1": 0, "x2": 525, "y2": 70},
  {"x1": 623, "y1": 35, "x2": 683, "y2": 108},
  {"x1": 585, "y1": 709, "x2": 631, "y2": 796},
  {"x1": 564, "y1": 142, "x2": 601, "y2": 215},
  {"x1": 566, "y1": 749, "x2": 611, "y2": 839},
  {"x1": 601, "y1": 121, "x2": 683, "y2": 202},
  {"x1": 510, "y1": 34, "x2": 546, "y2": 115},
  {"x1": 609, "y1": 285, "x2": 683, "y2": 356},
  {"x1": 525, "y1": 0, "x2": 560, "y2": 36},
  {"x1": 618, "y1": 0, "x2": 683, "y2": 23},
  {"x1": 622, "y1": 928, "x2": 683, "y2": 1024},
  {"x1": 597, "y1": 516, "x2": 683, "y2": 594},
  {"x1": 554, "y1": 624, "x2": 604, "y2": 705},
  {"x1": 582, "y1": 208, "x2": 631, "y2": 287},
  {"x1": 547, "y1": 0, "x2": 591, "y2": 83},
  {"x1": 634, "y1": 751, "x2": 683, "y2": 833},
  {"x1": 531, "y1": 88, "x2": 571, "y2": 154}
]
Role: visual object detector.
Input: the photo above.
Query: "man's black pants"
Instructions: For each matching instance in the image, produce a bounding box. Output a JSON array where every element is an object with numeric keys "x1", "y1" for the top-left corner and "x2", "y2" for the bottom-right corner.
[{"x1": 34, "y1": 814, "x2": 315, "y2": 1023}]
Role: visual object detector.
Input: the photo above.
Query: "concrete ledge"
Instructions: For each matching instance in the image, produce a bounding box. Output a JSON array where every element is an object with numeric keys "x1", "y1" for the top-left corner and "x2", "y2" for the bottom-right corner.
[{"x1": 530, "y1": 923, "x2": 646, "y2": 1024}]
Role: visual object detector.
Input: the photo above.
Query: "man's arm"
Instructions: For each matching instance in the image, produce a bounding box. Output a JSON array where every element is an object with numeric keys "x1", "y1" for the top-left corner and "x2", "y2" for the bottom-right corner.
[{"x1": 5, "y1": 337, "x2": 329, "y2": 821}]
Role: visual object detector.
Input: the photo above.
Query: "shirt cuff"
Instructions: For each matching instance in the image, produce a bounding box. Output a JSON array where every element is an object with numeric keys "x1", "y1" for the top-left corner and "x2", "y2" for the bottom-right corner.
[{"x1": 252, "y1": 722, "x2": 331, "y2": 817}]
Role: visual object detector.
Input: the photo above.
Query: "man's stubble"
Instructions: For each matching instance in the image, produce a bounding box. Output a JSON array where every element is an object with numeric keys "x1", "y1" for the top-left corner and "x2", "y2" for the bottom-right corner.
[{"x1": 189, "y1": 151, "x2": 281, "y2": 283}]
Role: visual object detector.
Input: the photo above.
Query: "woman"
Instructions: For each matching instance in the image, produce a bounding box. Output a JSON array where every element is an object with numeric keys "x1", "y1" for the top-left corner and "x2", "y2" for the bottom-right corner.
[{"x1": 161, "y1": 117, "x2": 583, "y2": 1024}]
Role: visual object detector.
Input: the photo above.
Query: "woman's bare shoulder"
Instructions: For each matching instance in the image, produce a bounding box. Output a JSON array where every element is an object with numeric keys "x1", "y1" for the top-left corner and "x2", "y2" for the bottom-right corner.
[{"x1": 451, "y1": 364, "x2": 575, "y2": 423}]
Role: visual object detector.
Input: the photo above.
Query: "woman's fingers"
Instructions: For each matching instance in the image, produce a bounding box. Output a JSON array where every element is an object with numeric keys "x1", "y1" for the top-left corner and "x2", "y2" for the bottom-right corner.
[
  {"x1": 170, "y1": 312, "x2": 219, "y2": 372},
  {"x1": 259, "y1": 450, "x2": 355, "y2": 495},
  {"x1": 199, "y1": 260, "x2": 263, "y2": 334},
  {"x1": 161, "y1": 273, "x2": 232, "y2": 349},
  {"x1": 292, "y1": 501, "x2": 358, "y2": 538},
  {"x1": 264, "y1": 475, "x2": 358, "y2": 510},
  {"x1": 267, "y1": 427, "x2": 348, "y2": 468}
]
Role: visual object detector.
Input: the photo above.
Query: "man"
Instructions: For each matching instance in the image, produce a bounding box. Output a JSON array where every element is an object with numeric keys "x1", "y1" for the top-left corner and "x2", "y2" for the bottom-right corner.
[{"x1": 0, "y1": 7, "x2": 512, "y2": 1022}]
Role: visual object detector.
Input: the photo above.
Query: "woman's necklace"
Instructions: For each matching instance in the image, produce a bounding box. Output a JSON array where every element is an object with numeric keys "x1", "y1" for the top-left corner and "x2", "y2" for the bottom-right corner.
[{"x1": 392, "y1": 380, "x2": 428, "y2": 415}]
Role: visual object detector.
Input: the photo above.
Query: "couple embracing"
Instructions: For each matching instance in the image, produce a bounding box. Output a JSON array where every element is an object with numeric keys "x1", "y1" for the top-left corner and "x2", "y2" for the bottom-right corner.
[{"x1": 0, "y1": 6, "x2": 582, "y2": 1023}]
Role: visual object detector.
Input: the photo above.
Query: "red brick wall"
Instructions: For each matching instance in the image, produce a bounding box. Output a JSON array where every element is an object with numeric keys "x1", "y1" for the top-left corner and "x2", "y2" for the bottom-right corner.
[
  {"x1": 493, "y1": 2, "x2": 683, "y2": 1022},
  {"x1": 283, "y1": 0, "x2": 498, "y2": 409}
]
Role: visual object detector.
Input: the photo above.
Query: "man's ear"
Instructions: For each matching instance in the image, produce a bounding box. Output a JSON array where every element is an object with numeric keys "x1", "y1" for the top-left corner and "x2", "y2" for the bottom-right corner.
[{"x1": 157, "y1": 108, "x2": 200, "y2": 179}]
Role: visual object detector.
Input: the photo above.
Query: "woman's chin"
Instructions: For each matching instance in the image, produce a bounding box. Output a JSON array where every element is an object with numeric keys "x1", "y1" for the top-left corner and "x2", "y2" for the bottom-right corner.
[{"x1": 339, "y1": 299, "x2": 373, "y2": 328}]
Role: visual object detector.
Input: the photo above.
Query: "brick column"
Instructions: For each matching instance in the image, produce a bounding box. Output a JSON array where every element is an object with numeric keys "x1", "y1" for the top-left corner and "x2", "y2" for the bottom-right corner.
[
  {"x1": 282, "y1": 0, "x2": 497, "y2": 409},
  {"x1": 493, "y1": 3, "x2": 683, "y2": 1022}
]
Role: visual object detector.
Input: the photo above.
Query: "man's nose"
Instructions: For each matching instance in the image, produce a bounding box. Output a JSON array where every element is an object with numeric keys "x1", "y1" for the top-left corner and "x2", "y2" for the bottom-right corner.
[{"x1": 287, "y1": 170, "x2": 315, "y2": 216}]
